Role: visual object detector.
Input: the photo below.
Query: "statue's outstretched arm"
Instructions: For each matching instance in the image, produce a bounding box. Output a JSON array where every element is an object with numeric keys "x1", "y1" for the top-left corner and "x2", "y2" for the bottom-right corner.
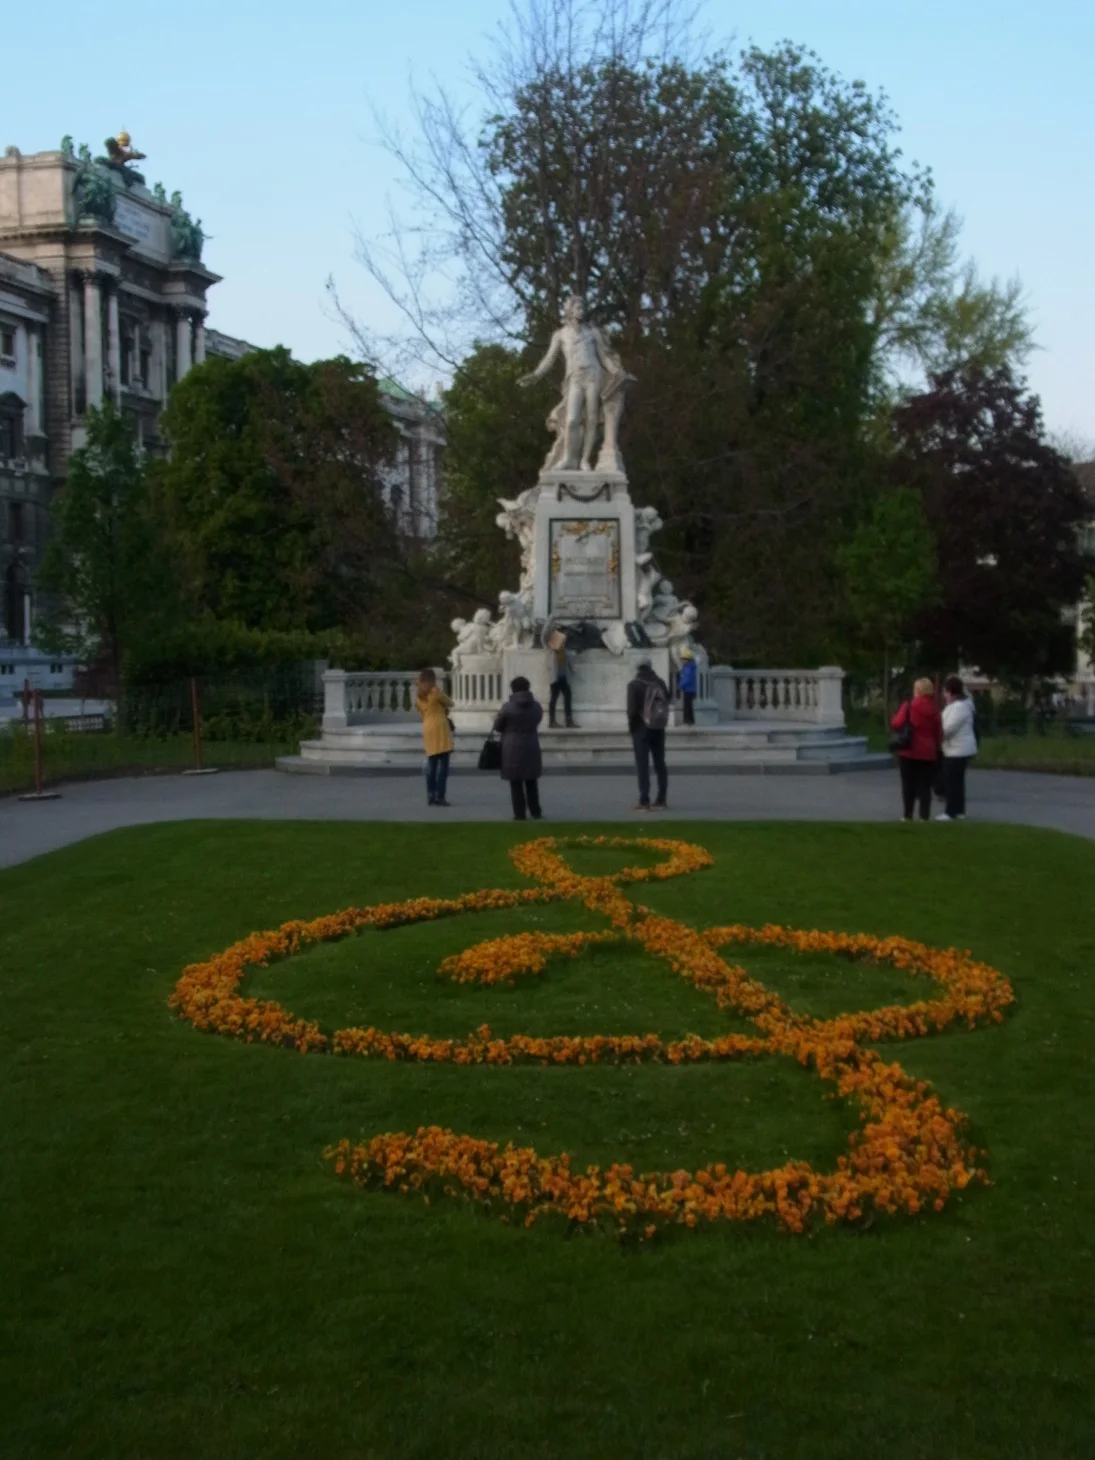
[{"x1": 518, "y1": 331, "x2": 561, "y2": 388}]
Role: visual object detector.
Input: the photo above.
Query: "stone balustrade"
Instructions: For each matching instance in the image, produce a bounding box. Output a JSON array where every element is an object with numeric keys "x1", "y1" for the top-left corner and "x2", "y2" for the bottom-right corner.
[
  {"x1": 709, "y1": 667, "x2": 844, "y2": 726},
  {"x1": 322, "y1": 669, "x2": 449, "y2": 730},
  {"x1": 450, "y1": 655, "x2": 507, "y2": 716},
  {"x1": 324, "y1": 662, "x2": 844, "y2": 731}
]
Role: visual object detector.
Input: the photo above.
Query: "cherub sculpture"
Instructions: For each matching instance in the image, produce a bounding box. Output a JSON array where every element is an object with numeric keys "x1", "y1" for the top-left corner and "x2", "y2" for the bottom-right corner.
[
  {"x1": 489, "y1": 590, "x2": 534, "y2": 652},
  {"x1": 635, "y1": 552, "x2": 661, "y2": 620},
  {"x1": 449, "y1": 609, "x2": 494, "y2": 667},
  {"x1": 666, "y1": 602, "x2": 703, "y2": 667},
  {"x1": 634, "y1": 505, "x2": 663, "y2": 557}
]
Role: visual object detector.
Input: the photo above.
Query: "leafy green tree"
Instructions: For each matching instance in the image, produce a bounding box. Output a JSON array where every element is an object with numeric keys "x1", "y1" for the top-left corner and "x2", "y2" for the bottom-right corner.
[
  {"x1": 437, "y1": 343, "x2": 550, "y2": 603},
  {"x1": 153, "y1": 349, "x2": 398, "y2": 635},
  {"x1": 35, "y1": 403, "x2": 172, "y2": 698},
  {"x1": 358, "y1": 2, "x2": 1033, "y2": 662},
  {"x1": 837, "y1": 488, "x2": 940, "y2": 719},
  {"x1": 892, "y1": 365, "x2": 1092, "y2": 682}
]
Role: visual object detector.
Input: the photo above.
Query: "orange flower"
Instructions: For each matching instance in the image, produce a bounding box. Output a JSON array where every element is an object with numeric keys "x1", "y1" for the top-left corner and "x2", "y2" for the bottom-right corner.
[{"x1": 169, "y1": 835, "x2": 1014, "y2": 1237}]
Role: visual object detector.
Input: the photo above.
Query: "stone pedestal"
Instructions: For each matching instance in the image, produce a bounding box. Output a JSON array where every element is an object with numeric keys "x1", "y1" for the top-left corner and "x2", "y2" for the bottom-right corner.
[
  {"x1": 451, "y1": 645, "x2": 672, "y2": 733},
  {"x1": 530, "y1": 470, "x2": 634, "y2": 625}
]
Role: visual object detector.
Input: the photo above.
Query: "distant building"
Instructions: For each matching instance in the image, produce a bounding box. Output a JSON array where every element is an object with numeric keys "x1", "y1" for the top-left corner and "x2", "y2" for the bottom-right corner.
[
  {"x1": 0, "y1": 135, "x2": 445, "y2": 675},
  {"x1": 0, "y1": 134, "x2": 222, "y2": 666},
  {"x1": 376, "y1": 377, "x2": 445, "y2": 541}
]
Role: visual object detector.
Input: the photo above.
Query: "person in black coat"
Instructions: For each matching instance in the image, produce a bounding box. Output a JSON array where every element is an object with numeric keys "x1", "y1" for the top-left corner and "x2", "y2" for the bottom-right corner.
[
  {"x1": 627, "y1": 657, "x2": 670, "y2": 810},
  {"x1": 494, "y1": 677, "x2": 544, "y2": 821}
]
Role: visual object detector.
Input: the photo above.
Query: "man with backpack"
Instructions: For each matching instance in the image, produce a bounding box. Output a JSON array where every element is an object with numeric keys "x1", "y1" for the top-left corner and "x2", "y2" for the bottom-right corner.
[{"x1": 626, "y1": 656, "x2": 670, "y2": 810}]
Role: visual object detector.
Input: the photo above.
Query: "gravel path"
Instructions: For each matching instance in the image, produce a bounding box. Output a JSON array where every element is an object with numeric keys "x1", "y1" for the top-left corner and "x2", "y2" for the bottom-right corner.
[{"x1": 3, "y1": 764, "x2": 1094, "y2": 869}]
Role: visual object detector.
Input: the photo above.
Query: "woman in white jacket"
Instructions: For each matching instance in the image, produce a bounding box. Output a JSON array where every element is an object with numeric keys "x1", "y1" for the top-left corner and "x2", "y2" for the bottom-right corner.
[{"x1": 938, "y1": 675, "x2": 978, "y2": 820}]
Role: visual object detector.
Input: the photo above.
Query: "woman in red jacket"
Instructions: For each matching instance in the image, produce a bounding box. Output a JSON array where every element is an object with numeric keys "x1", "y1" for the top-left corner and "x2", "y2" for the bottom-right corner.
[{"x1": 891, "y1": 677, "x2": 943, "y2": 822}]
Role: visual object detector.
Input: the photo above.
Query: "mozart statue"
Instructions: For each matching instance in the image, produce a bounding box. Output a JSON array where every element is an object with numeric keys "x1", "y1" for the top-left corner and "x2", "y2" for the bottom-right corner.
[{"x1": 519, "y1": 295, "x2": 635, "y2": 474}]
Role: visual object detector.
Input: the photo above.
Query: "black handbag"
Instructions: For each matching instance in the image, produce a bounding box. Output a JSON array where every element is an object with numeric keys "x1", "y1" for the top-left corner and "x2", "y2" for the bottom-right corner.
[
  {"x1": 888, "y1": 702, "x2": 913, "y2": 753},
  {"x1": 478, "y1": 733, "x2": 502, "y2": 772}
]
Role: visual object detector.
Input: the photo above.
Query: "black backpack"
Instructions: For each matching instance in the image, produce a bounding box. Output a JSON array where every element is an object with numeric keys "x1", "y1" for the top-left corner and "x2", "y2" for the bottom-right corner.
[{"x1": 642, "y1": 679, "x2": 670, "y2": 730}]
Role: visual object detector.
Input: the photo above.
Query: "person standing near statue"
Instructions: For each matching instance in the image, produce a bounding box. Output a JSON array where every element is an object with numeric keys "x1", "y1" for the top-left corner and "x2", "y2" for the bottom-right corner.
[
  {"x1": 627, "y1": 657, "x2": 670, "y2": 811},
  {"x1": 494, "y1": 677, "x2": 545, "y2": 821},
  {"x1": 518, "y1": 294, "x2": 635, "y2": 473},
  {"x1": 544, "y1": 625, "x2": 578, "y2": 728},
  {"x1": 414, "y1": 668, "x2": 454, "y2": 807},
  {"x1": 677, "y1": 647, "x2": 698, "y2": 727}
]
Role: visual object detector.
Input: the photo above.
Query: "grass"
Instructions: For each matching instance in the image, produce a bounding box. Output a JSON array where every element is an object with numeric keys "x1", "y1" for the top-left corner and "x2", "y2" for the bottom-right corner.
[
  {"x1": 0, "y1": 727, "x2": 293, "y2": 794},
  {"x1": 2, "y1": 819, "x2": 1093, "y2": 1458}
]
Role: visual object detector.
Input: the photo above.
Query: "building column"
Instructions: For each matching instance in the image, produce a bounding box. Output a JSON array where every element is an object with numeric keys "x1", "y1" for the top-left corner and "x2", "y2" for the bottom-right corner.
[
  {"x1": 194, "y1": 314, "x2": 206, "y2": 365},
  {"x1": 176, "y1": 310, "x2": 192, "y2": 380},
  {"x1": 25, "y1": 325, "x2": 42, "y2": 436},
  {"x1": 69, "y1": 275, "x2": 84, "y2": 413},
  {"x1": 83, "y1": 273, "x2": 103, "y2": 409},
  {"x1": 23, "y1": 587, "x2": 32, "y2": 647},
  {"x1": 106, "y1": 287, "x2": 121, "y2": 403},
  {"x1": 152, "y1": 317, "x2": 168, "y2": 402}
]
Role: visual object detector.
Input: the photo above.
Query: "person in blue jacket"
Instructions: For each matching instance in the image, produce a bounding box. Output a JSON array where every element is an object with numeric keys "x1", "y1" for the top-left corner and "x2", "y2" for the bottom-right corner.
[{"x1": 677, "y1": 647, "x2": 698, "y2": 726}]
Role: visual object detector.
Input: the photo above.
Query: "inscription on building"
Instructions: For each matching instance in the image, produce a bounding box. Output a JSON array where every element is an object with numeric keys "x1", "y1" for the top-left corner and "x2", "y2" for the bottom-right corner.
[
  {"x1": 549, "y1": 518, "x2": 621, "y2": 618},
  {"x1": 113, "y1": 197, "x2": 158, "y2": 248}
]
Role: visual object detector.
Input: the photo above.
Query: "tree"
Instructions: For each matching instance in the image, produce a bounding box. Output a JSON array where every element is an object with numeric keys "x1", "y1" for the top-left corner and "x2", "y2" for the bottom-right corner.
[
  {"x1": 436, "y1": 343, "x2": 549, "y2": 604},
  {"x1": 347, "y1": 0, "x2": 1033, "y2": 663},
  {"x1": 152, "y1": 350, "x2": 399, "y2": 636},
  {"x1": 891, "y1": 365, "x2": 1092, "y2": 682},
  {"x1": 35, "y1": 403, "x2": 171, "y2": 698},
  {"x1": 837, "y1": 487, "x2": 940, "y2": 718}
]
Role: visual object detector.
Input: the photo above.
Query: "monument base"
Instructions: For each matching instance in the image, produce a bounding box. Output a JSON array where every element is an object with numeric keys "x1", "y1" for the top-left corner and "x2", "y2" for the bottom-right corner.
[{"x1": 450, "y1": 645, "x2": 703, "y2": 733}]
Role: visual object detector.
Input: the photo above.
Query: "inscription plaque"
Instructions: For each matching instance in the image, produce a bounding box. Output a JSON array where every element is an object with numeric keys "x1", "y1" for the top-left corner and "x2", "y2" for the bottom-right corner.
[
  {"x1": 114, "y1": 197, "x2": 158, "y2": 249},
  {"x1": 548, "y1": 518, "x2": 620, "y2": 618}
]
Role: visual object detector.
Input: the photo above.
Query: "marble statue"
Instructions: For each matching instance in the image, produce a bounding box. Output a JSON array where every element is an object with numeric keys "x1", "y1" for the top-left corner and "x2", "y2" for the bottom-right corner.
[
  {"x1": 519, "y1": 295, "x2": 636, "y2": 474},
  {"x1": 489, "y1": 590, "x2": 534, "y2": 652},
  {"x1": 666, "y1": 602, "x2": 701, "y2": 666},
  {"x1": 635, "y1": 552, "x2": 660, "y2": 619},
  {"x1": 634, "y1": 505, "x2": 663, "y2": 557},
  {"x1": 495, "y1": 485, "x2": 539, "y2": 605},
  {"x1": 449, "y1": 608, "x2": 494, "y2": 667}
]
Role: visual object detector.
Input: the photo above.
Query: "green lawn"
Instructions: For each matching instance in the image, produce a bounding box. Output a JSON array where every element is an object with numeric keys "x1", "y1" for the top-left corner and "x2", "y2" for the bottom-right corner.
[
  {"x1": 2, "y1": 821, "x2": 1092, "y2": 1458},
  {"x1": 0, "y1": 729, "x2": 292, "y2": 794}
]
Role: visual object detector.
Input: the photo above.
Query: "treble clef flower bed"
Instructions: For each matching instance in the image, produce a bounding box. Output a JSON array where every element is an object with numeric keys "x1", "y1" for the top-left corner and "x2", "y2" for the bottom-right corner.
[{"x1": 169, "y1": 835, "x2": 1015, "y2": 1238}]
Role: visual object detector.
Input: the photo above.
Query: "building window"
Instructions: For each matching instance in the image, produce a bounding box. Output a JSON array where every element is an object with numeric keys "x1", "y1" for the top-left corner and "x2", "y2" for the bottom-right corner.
[
  {"x1": 4, "y1": 562, "x2": 28, "y2": 644},
  {"x1": 140, "y1": 337, "x2": 152, "y2": 387},
  {"x1": 0, "y1": 395, "x2": 24, "y2": 460},
  {"x1": 0, "y1": 325, "x2": 14, "y2": 365},
  {"x1": 9, "y1": 501, "x2": 25, "y2": 542}
]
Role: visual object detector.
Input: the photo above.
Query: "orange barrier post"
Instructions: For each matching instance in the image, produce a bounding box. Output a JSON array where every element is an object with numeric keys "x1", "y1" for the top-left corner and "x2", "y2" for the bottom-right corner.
[{"x1": 17, "y1": 686, "x2": 62, "y2": 802}]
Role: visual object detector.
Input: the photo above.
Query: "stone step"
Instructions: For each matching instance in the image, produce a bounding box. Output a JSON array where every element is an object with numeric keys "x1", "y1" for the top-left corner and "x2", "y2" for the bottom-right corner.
[
  {"x1": 310, "y1": 722, "x2": 851, "y2": 751},
  {"x1": 286, "y1": 725, "x2": 886, "y2": 774}
]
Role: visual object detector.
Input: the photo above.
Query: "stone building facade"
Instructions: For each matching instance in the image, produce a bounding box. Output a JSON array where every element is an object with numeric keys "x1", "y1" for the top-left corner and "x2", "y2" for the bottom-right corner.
[
  {"x1": 0, "y1": 137, "x2": 445, "y2": 673},
  {"x1": 0, "y1": 136, "x2": 222, "y2": 658}
]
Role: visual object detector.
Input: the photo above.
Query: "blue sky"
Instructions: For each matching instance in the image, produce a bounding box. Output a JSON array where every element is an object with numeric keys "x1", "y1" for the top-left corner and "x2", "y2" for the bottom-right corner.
[{"x1": 6, "y1": 0, "x2": 1093, "y2": 442}]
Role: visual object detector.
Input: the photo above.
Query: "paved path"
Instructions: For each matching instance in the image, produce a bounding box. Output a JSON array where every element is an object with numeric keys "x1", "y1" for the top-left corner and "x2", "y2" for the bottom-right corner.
[{"x1": 3, "y1": 766, "x2": 1095, "y2": 870}]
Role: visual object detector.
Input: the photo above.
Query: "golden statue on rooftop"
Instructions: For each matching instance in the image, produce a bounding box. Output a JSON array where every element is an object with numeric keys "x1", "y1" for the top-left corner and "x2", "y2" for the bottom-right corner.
[{"x1": 104, "y1": 131, "x2": 146, "y2": 169}]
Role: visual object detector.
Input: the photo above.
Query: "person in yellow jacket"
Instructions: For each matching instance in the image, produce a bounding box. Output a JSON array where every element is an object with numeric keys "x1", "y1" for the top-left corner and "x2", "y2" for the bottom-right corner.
[{"x1": 415, "y1": 668, "x2": 455, "y2": 806}]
